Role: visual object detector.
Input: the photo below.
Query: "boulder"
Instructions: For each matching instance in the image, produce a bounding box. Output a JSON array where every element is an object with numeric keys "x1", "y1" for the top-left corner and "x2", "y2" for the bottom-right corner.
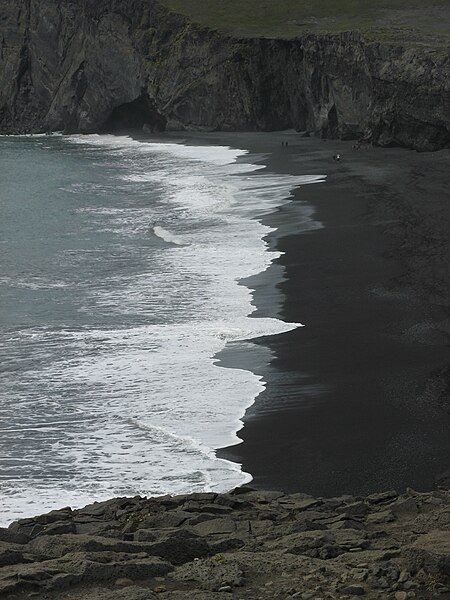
[
  {"x1": 0, "y1": 527, "x2": 30, "y2": 544},
  {"x1": 405, "y1": 531, "x2": 450, "y2": 576},
  {"x1": 366, "y1": 510, "x2": 395, "y2": 524},
  {"x1": 172, "y1": 557, "x2": 245, "y2": 591},
  {"x1": 0, "y1": 541, "x2": 25, "y2": 567},
  {"x1": 340, "y1": 583, "x2": 365, "y2": 595},
  {"x1": 192, "y1": 518, "x2": 237, "y2": 536},
  {"x1": 35, "y1": 507, "x2": 73, "y2": 525}
]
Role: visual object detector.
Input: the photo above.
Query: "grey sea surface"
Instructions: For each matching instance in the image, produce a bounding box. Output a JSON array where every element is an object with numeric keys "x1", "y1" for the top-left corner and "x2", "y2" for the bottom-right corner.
[{"x1": 0, "y1": 133, "x2": 324, "y2": 524}]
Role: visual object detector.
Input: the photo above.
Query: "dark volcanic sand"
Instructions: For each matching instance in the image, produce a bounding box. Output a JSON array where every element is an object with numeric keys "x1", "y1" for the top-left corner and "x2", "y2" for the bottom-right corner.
[{"x1": 212, "y1": 132, "x2": 450, "y2": 497}]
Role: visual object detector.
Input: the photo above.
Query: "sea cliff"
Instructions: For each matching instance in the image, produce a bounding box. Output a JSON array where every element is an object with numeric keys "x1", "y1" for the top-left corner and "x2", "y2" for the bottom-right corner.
[{"x1": 0, "y1": 0, "x2": 449, "y2": 150}]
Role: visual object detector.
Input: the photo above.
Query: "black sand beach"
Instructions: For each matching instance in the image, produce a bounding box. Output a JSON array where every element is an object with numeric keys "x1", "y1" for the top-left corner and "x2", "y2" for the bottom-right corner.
[{"x1": 215, "y1": 132, "x2": 450, "y2": 497}]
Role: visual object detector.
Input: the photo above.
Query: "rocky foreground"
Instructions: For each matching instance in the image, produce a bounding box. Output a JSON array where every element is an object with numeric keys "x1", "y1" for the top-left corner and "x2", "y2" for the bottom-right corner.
[{"x1": 1, "y1": 487, "x2": 450, "y2": 600}]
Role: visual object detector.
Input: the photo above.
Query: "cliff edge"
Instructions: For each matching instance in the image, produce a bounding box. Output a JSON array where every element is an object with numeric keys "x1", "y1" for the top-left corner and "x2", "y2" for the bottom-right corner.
[{"x1": 0, "y1": 0, "x2": 449, "y2": 149}]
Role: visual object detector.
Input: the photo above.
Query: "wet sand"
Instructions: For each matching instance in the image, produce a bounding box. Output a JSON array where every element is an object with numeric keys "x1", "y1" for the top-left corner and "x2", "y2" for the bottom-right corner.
[{"x1": 213, "y1": 132, "x2": 450, "y2": 497}]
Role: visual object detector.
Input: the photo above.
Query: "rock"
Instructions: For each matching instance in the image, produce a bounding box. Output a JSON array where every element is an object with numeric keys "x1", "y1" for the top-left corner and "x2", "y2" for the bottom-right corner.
[
  {"x1": 197, "y1": 504, "x2": 233, "y2": 515},
  {"x1": 288, "y1": 519, "x2": 328, "y2": 533},
  {"x1": 348, "y1": 567, "x2": 369, "y2": 582},
  {"x1": 0, "y1": 542, "x2": 25, "y2": 567},
  {"x1": 209, "y1": 537, "x2": 245, "y2": 553},
  {"x1": 390, "y1": 498, "x2": 419, "y2": 517},
  {"x1": 132, "y1": 527, "x2": 158, "y2": 544},
  {"x1": 405, "y1": 531, "x2": 450, "y2": 576},
  {"x1": 328, "y1": 518, "x2": 366, "y2": 531},
  {"x1": 292, "y1": 498, "x2": 322, "y2": 512},
  {"x1": 140, "y1": 510, "x2": 191, "y2": 529},
  {"x1": 281, "y1": 530, "x2": 336, "y2": 556},
  {"x1": 77, "y1": 498, "x2": 131, "y2": 517},
  {"x1": 192, "y1": 518, "x2": 237, "y2": 536},
  {"x1": 0, "y1": 552, "x2": 171, "y2": 596},
  {"x1": 40, "y1": 521, "x2": 76, "y2": 536},
  {"x1": 340, "y1": 583, "x2": 365, "y2": 595},
  {"x1": 26, "y1": 530, "x2": 208, "y2": 564},
  {"x1": 35, "y1": 508, "x2": 73, "y2": 525},
  {"x1": 334, "y1": 529, "x2": 369, "y2": 550},
  {"x1": 336, "y1": 502, "x2": 369, "y2": 518},
  {"x1": 366, "y1": 510, "x2": 395, "y2": 524},
  {"x1": 366, "y1": 491, "x2": 398, "y2": 504},
  {"x1": 403, "y1": 580, "x2": 416, "y2": 590},
  {"x1": 145, "y1": 530, "x2": 209, "y2": 564},
  {"x1": 172, "y1": 557, "x2": 244, "y2": 591},
  {"x1": 0, "y1": 528, "x2": 30, "y2": 544},
  {"x1": 398, "y1": 570, "x2": 410, "y2": 583}
]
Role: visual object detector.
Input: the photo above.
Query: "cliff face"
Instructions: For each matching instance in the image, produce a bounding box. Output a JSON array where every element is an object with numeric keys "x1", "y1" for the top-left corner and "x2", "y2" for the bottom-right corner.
[{"x1": 1, "y1": 0, "x2": 449, "y2": 149}]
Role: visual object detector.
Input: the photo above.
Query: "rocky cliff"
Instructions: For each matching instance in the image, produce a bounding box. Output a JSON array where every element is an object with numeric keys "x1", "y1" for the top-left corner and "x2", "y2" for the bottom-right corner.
[{"x1": 0, "y1": 0, "x2": 449, "y2": 149}]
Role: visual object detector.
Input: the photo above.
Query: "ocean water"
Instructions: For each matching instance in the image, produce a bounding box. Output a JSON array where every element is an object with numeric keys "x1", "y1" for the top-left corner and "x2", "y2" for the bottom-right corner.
[{"x1": 0, "y1": 133, "x2": 325, "y2": 525}]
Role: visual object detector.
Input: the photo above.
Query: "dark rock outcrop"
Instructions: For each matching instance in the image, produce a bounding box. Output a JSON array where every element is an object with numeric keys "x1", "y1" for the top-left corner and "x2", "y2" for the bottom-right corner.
[
  {"x1": 1, "y1": 487, "x2": 450, "y2": 599},
  {"x1": 0, "y1": 0, "x2": 449, "y2": 149}
]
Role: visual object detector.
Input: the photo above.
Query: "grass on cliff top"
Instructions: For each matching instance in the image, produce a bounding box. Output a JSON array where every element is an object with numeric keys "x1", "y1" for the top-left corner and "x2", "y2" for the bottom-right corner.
[{"x1": 160, "y1": 0, "x2": 450, "y2": 44}]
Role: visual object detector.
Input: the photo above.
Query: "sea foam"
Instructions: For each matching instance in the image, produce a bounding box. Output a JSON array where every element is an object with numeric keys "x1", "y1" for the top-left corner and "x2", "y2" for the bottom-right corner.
[{"x1": 0, "y1": 134, "x2": 325, "y2": 525}]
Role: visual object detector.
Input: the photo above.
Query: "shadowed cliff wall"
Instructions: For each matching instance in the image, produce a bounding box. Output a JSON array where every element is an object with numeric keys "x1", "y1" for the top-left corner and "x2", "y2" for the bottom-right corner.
[{"x1": 0, "y1": 0, "x2": 449, "y2": 149}]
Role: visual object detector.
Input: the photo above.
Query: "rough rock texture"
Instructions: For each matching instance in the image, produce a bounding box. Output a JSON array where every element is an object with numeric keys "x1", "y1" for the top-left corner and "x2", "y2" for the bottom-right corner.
[
  {"x1": 0, "y1": 0, "x2": 449, "y2": 149},
  {"x1": 1, "y1": 487, "x2": 450, "y2": 599}
]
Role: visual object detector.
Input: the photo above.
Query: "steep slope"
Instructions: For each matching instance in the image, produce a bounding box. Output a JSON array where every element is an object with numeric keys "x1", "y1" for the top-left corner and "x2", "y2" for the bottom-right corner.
[{"x1": 0, "y1": 0, "x2": 449, "y2": 149}]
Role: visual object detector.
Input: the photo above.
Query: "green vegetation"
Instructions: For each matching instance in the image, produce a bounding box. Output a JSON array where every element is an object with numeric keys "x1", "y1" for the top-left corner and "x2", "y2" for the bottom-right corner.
[{"x1": 160, "y1": 0, "x2": 450, "y2": 43}]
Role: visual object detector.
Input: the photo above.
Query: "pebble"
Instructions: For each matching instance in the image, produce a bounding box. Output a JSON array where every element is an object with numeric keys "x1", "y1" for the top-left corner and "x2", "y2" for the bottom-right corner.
[
  {"x1": 218, "y1": 585, "x2": 232, "y2": 592},
  {"x1": 395, "y1": 592, "x2": 408, "y2": 600}
]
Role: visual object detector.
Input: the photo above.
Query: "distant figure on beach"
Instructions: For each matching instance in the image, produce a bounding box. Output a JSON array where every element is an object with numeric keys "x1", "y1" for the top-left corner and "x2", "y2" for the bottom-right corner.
[
  {"x1": 333, "y1": 154, "x2": 341, "y2": 162},
  {"x1": 281, "y1": 141, "x2": 289, "y2": 148}
]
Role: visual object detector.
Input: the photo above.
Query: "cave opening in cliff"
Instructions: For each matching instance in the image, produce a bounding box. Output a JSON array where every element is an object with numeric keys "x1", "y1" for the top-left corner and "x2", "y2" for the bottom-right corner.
[{"x1": 102, "y1": 93, "x2": 166, "y2": 133}]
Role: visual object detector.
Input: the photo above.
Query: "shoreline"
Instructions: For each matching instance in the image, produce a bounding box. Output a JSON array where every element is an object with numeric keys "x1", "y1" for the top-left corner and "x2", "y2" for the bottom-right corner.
[
  {"x1": 214, "y1": 132, "x2": 450, "y2": 496},
  {"x1": 1, "y1": 132, "x2": 450, "y2": 600}
]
